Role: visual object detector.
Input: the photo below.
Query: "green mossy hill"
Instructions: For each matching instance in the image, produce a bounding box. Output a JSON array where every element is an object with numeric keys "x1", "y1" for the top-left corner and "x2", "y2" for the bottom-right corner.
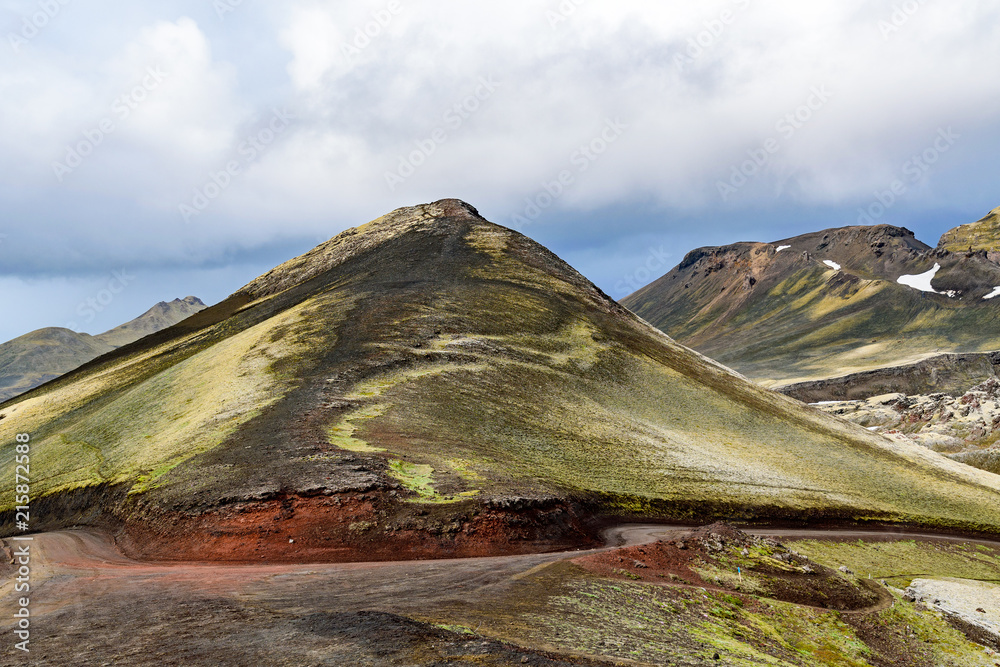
[
  {"x1": 4, "y1": 200, "x2": 1000, "y2": 543},
  {"x1": 939, "y1": 206, "x2": 1000, "y2": 257},
  {"x1": 623, "y1": 219, "x2": 1000, "y2": 386},
  {"x1": 0, "y1": 328, "x2": 115, "y2": 403}
]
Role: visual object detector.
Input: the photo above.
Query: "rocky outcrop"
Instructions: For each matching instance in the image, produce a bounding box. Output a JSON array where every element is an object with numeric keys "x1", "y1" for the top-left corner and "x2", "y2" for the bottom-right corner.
[
  {"x1": 939, "y1": 206, "x2": 1000, "y2": 263},
  {"x1": 811, "y1": 378, "x2": 1000, "y2": 474}
]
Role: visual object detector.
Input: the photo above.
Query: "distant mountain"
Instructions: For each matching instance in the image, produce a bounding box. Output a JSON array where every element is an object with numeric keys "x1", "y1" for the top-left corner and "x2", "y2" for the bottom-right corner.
[
  {"x1": 0, "y1": 296, "x2": 206, "y2": 402},
  {"x1": 3, "y1": 200, "x2": 1000, "y2": 563},
  {"x1": 622, "y1": 213, "x2": 1000, "y2": 387},
  {"x1": 96, "y1": 296, "x2": 206, "y2": 347},
  {"x1": 0, "y1": 329, "x2": 115, "y2": 402}
]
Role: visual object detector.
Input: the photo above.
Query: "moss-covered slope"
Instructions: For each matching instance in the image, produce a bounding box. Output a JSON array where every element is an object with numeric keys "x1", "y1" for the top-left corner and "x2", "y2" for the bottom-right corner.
[{"x1": 3, "y1": 201, "x2": 1000, "y2": 558}]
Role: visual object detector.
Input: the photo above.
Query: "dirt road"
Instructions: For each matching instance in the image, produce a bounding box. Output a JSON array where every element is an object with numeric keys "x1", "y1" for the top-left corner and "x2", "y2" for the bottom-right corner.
[{"x1": 3, "y1": 524, "x2": 999, "y2": 666}]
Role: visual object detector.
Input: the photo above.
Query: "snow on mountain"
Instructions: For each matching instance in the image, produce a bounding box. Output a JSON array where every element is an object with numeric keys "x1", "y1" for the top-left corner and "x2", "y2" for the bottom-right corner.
[{"x1": 897, "y1": 263, "x2": 960, "y2": 297}]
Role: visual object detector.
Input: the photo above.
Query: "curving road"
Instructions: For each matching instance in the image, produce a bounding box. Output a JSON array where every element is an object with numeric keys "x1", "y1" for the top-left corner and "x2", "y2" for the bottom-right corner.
[{"x1": 3, "y1": 524, "x2": 999, "y2": 666}]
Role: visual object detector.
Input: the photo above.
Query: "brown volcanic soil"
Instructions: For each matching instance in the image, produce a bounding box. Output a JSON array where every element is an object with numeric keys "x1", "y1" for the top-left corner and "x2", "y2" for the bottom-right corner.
[
  {"x1": 574, "y1": 523, "x2": 885, "y2": 613},
  {"x1": 1, "y1": 526, "x2": 665, "y2": 667}
]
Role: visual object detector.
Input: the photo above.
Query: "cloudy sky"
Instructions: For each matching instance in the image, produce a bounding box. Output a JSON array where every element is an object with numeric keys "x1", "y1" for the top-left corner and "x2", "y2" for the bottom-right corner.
[{"x1": 2, "y1": 0, "x2": 999, "y2": 342}]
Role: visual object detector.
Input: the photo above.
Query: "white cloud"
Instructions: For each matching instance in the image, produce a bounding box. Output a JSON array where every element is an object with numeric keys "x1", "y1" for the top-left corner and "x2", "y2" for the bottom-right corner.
[
  {"x1": 2, "y1": 0, "x2": 1000, "y2": 279},
  {"x1": 113, "y1": 18, "x2": 244, "y2": 164},
  {"x1": 1, "y1": 15, "x2": 245, "y2": 197},
  {"x1": 265, "y1": 0, "x2": 1000, "y2": 217}
]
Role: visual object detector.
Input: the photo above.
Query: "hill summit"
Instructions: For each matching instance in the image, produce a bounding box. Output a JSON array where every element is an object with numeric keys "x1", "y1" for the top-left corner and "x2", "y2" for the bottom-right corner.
[{"x1": 4, "y1": 201, "x2": 1000, "y2": 562}]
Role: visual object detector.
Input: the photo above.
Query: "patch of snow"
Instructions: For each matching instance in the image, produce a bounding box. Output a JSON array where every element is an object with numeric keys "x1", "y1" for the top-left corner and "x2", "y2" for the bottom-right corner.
[
  {"x1": 775, "y1": 245, "x2": 791, "y2": 252},
  {"x1": 896, "y1": 263, "x2": 959, "y2": 298},
  {"x1": 823, "y1": 260, "x2": 842, "y2": 271},
  {"x1": 810, "y1": 401, "x2": 842, "y2": 406},
  {"x1": 867, "y1": 426, "x2": 880, "y2": 431},
  {"x1": 897, "y1": 263, "x2": 941, "y2": 292},
  {"x1": 985, "y1": 287, "x2": 1000, "y2": 300}
]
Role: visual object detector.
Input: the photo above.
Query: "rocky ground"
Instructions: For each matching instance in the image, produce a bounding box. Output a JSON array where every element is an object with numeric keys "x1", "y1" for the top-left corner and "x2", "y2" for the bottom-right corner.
[{"x1": 814, "y1": 378, "x2": 1000, "y2": 473}]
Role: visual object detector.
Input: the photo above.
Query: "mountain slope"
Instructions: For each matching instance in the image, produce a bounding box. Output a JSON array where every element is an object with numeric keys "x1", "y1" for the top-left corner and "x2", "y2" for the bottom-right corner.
[
  {"x1": 3, "y1": 200, "x2": 1000, "y2": 562},
  {"x1": 622, "y1": 220, "x2": 1000, "y2": 386},
  {"x1": 0, "y1": 297, "x2": 206, "y2": 402}
]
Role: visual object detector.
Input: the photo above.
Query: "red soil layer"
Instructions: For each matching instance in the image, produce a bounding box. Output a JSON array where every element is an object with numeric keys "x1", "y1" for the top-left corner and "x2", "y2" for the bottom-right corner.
[
  {"x1": 573, "y1": 538, "x2": 711, "y2": 587},
  {"x1": 114, "y1": 493, "x2": 602, "y2": 563}
]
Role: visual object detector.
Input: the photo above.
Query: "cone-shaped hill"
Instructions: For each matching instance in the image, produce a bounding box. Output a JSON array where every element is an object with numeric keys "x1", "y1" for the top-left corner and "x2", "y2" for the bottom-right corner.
[{"x1": 3, "y1": 201, "x2": 1000, "y2": 561}]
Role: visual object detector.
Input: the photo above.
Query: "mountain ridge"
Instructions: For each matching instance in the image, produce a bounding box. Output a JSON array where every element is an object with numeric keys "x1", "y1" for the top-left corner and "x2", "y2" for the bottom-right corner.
[
  {"x1": 939, "y1": 206, "x2": 1000, "y2": 261},
  {"x1": 623, "y1": 215, "x2": 1000, "y2": 386}
]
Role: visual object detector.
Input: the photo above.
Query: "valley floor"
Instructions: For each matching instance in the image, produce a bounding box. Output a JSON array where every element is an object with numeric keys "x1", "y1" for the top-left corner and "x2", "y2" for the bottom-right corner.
[{"x1": 2, "y1": 524, "x2": 999, "y2": 666}]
